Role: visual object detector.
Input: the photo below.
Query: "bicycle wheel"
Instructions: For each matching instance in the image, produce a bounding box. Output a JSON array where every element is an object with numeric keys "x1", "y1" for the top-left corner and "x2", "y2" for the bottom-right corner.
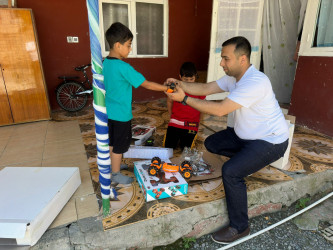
[{"x1": 56, "y1": 82, "x2": 88, "y2": 112}]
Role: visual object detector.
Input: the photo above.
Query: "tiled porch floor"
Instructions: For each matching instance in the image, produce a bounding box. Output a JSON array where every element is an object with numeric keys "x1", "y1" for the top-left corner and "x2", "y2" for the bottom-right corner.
[
  {"x1": 0, "y1": 120, "x2": 99, "y2": 229},
  {"x1": 50, "y1": 98, "x2": 333, "y2": 231}
]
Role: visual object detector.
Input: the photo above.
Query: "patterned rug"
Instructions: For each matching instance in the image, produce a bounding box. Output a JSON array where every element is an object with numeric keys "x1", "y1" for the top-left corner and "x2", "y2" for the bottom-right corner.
[{"x1": 52, "y1": 99, "x2": 333, "y2": 230}]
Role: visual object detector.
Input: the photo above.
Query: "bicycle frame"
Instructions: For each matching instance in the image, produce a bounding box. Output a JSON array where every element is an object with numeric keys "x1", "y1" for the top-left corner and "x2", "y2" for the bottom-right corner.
[
  {"x1": 76, "y1": 89, "x2": 93, "y2": 95},
  {"x1": 74, "y1": 68, "x2": 92, "y2": 95},
  {"x1": 56, "y1": 63, "x2": 93, "y2": 112}
]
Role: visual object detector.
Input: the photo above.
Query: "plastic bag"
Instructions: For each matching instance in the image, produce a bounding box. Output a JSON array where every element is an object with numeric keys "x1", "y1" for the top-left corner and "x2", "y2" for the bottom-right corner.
[{"x1": 179, "y1": 147, "x2": 212, "y2": 176}]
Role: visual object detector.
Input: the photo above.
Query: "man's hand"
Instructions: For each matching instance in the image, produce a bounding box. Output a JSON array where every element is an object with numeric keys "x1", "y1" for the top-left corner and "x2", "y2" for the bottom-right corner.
[
  {"x1": 164, "y1": 78, "x2": 183, "y2": 88},
  {"x1": 166, "y1": 82, "x2": 176, "y2": 93},
  {"x1": 165, "y1": 85, "x2": 186, "y2": 102}
]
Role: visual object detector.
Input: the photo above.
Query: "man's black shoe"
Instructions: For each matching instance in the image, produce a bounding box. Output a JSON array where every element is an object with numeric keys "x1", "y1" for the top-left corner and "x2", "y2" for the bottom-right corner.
[{"x1": 211, "y1": 226, "x2": 250, "y2": 244}]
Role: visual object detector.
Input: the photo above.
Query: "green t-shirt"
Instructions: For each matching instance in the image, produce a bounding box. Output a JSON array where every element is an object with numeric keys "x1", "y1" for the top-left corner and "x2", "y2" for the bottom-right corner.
[{"x1": 103, "y1": 57, "x2": 145, "y2": 121}]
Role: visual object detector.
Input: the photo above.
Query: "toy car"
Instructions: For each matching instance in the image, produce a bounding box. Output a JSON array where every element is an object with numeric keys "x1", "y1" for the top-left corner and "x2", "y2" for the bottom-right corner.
[
  {"x1": 148, "y1": 156, "x2": 193, "y2": 180},
  {"x1": 132, "y1": 127, "x2": 150, "y2": 136},
  {"x1": 166, "y1": 82, "x2": 176, "y2": 93}
]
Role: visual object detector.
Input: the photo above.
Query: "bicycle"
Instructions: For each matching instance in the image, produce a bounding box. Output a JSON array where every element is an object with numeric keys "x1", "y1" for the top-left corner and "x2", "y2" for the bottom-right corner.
[{"x1": 55, "y1": 63, "x2": 93, "y2": 112}]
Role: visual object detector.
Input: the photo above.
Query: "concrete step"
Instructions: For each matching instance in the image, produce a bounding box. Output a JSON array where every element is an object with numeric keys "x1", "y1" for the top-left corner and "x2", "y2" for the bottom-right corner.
[{"x1": 29, "y1": 169, "x2": 333, "y2": 249}]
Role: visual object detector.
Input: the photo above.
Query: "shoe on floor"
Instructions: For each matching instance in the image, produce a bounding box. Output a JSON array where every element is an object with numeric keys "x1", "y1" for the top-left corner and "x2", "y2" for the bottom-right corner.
[
  {"x1": 111, "y1": 172, "x2": 133, "y2": 184},
  {"x1": 211, "y1": 226, "x2": 250, "y2": 244}
]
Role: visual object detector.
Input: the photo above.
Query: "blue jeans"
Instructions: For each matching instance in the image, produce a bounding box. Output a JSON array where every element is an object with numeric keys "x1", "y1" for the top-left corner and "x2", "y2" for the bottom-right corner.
[{"x1": 204, "y1": 127, "x2": 288, "y2": 233}]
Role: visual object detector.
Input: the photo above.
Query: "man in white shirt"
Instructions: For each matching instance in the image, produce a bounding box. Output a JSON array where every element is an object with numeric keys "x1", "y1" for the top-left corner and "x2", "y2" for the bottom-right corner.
[{"x1": 165, "y1": 36, "x2": 289, "y2": 244}]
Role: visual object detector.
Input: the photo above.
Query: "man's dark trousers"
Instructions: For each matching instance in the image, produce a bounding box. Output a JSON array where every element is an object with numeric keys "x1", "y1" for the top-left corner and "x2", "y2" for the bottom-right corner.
[{"x1": 204, "y1": 127, "x2": 288, "y2": 233}]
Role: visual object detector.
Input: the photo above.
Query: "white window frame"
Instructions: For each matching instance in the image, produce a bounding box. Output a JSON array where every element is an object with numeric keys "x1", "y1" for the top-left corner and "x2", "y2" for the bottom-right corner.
[
  {"x1": 206, "y1": 0, "x2": 264, "y2": 100},
  {"x1": 99, "y1": 0, "x2": 169, "y2": 58},
  {"x1": 299, "y1": 0, "x2": 333, "y2": 57}
]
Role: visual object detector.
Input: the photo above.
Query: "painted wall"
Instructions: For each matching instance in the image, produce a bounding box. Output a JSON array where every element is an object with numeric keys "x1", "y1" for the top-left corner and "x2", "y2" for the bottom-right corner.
[
  {"x1": 289, "y1": 56, "x2": 333, "y2": 137},
  {"x1": 16, "y1": 0, "x2": 212, "y2": 109}
]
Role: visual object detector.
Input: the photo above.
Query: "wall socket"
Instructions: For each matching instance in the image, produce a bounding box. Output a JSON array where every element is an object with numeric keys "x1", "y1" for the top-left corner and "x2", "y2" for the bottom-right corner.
[
  {"x1": 72, "y1": 37, "x2": 79, "y2": 43},
  {"x1": 67, "y1": 36, "x2": 79, "y2": 43}
]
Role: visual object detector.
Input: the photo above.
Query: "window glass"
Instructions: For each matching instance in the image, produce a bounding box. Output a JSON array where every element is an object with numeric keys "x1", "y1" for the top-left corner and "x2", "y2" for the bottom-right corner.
[
  {"x1": 312, "y1": 0, "x2": 333, "y2": 47},
  {"x1": 102, "y1": 3, "x2": 129, "y2": 51},
  {"x1": 100, "y1": 0, "x2": 167, "y2": 57},
  {"x1": 136, "y1": 2, "x2": 164, "y2": 55}
]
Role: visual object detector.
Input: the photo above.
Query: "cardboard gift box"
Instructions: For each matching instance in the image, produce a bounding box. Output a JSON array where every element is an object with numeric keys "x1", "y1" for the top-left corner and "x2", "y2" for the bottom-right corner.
[
  {"x1": 131, "y1": 125, "x2": 155, "y2": 146},
  {"x1": 134, "y1": 160, "x2": 188, "y2": 202}
]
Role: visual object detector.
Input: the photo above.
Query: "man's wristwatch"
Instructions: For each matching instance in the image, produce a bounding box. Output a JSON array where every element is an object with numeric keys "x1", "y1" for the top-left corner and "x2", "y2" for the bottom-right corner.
[{"x1": 181, "y1": 95, "x2": 188, "y2": 105}]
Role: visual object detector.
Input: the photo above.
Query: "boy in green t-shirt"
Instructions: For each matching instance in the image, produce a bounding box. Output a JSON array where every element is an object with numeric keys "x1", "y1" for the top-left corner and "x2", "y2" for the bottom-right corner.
[{"x1": 103, "y1": 22, "x2": 168, "y2": 184}]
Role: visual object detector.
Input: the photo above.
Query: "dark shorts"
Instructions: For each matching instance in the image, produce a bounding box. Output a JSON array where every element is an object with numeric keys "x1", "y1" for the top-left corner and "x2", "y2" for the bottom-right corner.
[
  {"x1": 164, "y1": 126, "x2": 197, "y2": 149},
  {"x1": 108, "y1": 119, "x2": 132, "y2": 154}
]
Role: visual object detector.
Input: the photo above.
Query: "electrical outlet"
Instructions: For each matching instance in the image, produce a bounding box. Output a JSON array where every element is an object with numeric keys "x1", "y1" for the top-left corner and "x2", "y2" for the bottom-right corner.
[
  {"x1": 67, "y1": 36, "x2": 73, "y2": 43},
  {"x1": 72, "y1": 37, "x2": 79, "y2": 43}
]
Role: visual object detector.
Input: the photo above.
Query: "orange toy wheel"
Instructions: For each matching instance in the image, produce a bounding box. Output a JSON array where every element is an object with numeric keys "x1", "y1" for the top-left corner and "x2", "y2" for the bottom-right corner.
[
  {"x1": 182, "y1": 169, "x2": 192, "y2": 180},
  {"x1": 181, "y1": 160, "x2": 191, "y2": 168},
  {"x1": 151, "y1": 156, "x2": 161, "y2": 165},
  {"x1": 149, "y1": 166, "x2": 158, "y2": 176}
]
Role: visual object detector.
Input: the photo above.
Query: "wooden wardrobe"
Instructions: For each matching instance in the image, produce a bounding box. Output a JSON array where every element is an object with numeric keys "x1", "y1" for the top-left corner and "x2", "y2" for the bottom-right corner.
[{"x1": 0, "y1": 8, "x2": 50, "y2": 126}]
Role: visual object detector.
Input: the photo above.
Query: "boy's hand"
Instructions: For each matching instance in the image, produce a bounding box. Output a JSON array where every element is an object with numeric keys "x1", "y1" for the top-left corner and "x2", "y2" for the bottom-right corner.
[{"x1": 165, "y1": 85, "x2": 185, "y2": 102}]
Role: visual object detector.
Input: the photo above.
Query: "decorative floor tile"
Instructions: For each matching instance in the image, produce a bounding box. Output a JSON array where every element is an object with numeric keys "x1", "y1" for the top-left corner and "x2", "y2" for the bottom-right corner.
[{"x1": 292, "y1": 134, "x2": 333, "y2": 164}]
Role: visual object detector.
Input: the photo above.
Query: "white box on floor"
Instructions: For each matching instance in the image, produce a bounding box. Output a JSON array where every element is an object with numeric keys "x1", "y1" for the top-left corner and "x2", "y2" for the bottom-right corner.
[
  {"x1": 134, "y1": 160, "x2": 188, "y2": 202},
  {"x1": 132, "y1": 125, "x2": 155, "y2": 145},
  {"x1": 270, "y1": 118, "x2": 295, "y2": 170},
  {"x1": 0, "y1": 167, "x2": 81, "y2": 246},
  {"x1": 124, "y1": 145, "x2": 173, "y2": 160}
]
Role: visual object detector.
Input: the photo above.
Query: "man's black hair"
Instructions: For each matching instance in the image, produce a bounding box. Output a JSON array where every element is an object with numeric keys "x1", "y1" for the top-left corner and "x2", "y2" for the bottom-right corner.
[
  {"x1": 180, "y1": 62, "x2": 198, "y2": 78},
  {"x1": 222, "y1": 36, "x2": 251, "y2": 59},
  {"x1": 105, "y1": 22, "x2": 133, "y2": 49}
]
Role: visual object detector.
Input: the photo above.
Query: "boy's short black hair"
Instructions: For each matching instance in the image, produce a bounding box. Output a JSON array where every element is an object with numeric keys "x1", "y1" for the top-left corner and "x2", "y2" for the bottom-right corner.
[
  {"x1": 180, "y1": 62, "x2": 198, "y2": 78},
  {"x1": 105, "y1": 22, "x2": 133, "y2": 49},
  {"x1": 222, "y1": 36, "x2": 251, "y2": 60}
]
